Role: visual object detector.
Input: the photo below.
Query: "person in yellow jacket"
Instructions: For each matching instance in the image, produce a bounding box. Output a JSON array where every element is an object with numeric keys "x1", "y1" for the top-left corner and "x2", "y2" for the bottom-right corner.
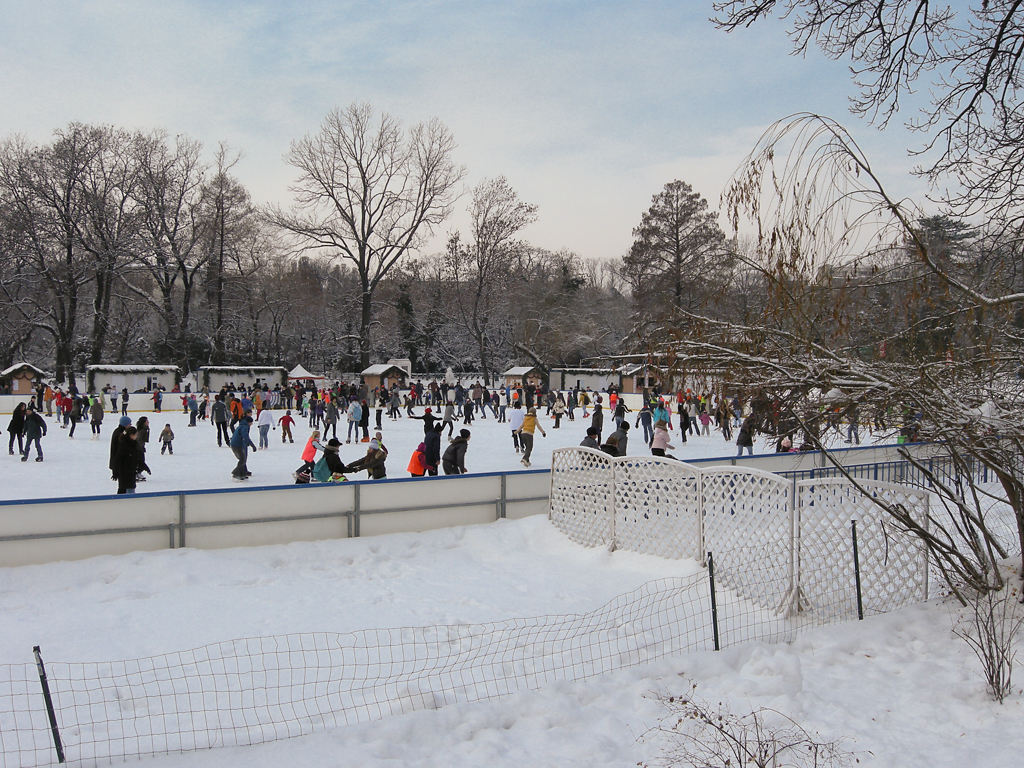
[{"x1": 517, "y1": 406, "x2": 546, "y2": 467}]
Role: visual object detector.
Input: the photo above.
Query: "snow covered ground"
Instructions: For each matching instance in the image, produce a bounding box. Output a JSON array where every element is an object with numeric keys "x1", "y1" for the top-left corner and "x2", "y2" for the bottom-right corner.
[
  {"x1": 5, "y1": 408, "x2": 1011, "y2": 767},
  {"x1": 1, "y1": 405, "x2": 796, "y2": 500},
  {"x1": 1, "y1": 516, "x2": 1020, "y2": 767}
]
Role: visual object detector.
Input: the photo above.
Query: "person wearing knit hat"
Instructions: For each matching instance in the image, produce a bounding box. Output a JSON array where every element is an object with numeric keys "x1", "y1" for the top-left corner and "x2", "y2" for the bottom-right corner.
[
  {"x1": 409, "y1": 406, "x2": 438, "y2": 435},
  {"x1": 109, "y1": 417, "x2": 133, "y2": 478}
]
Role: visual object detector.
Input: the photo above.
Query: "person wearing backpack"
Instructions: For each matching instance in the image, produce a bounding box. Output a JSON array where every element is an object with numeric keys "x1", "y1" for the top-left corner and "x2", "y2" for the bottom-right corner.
[{"x1": 346, "y1": 398, "x2": 362, "y2": 443}]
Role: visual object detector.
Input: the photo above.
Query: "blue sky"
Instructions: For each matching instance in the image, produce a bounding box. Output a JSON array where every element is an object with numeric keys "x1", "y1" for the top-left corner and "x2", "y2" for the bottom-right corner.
[{"x1": 0, "y1": 0, "x2": 923, "y2": 260}]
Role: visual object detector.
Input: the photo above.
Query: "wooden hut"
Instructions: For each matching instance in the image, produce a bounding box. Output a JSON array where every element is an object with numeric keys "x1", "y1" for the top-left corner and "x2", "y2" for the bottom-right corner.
[
  {"x1": 0, "y1": 362, "x2": 47, "y2": 395},
  {"x1": 361, "y1": 364, "x2": 408, "y2": 390},
  {"x1": 503, "y1": 366, "x2": 544, "y2": 388}
]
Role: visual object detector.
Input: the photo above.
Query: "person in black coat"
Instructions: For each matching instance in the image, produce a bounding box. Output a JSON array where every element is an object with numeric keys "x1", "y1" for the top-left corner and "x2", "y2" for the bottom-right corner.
[
  {"x1": 410, "y1": 407, "x2": 438, "y2": 434},
  {"x1": 135, "y1": 416, "x2": 151, "y2": 481},
  {"x1": 20, "y1": 404, "x2": 46, "y2": 462},
  {"x1": 109, "y1": 416, "x2": 132, "y2": 478},
  {"x1": 359, "y1": 398, "x2": 370, "y2": 441},
  {"x1": 736, "y1": 415, "x2": 755, "y2": 456},
  {"x1": 7, "y1": 402, "x2": 26, "y2": 455},
  {"x1": 113, "y1": 427, "x2": 150, "y2": 494},
  {"x1": 442, "y1": 429, "x2": 471, "y2": 475},
  {"x1": 322, "y1": 438, "x2": 349, "y2": 479},
  {"x1": 590, "y1": 399, "x2": 604, "y2": 443},
  {"x1": 423, "y1": 422, "x2": 442, "y2": 476}
]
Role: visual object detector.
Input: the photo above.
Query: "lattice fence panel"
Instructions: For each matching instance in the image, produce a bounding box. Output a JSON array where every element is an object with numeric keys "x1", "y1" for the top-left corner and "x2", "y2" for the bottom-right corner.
[
  {"x1": 797, "y1": 479, "x2": 929, "y2": 619},
  {"x1": 548, "y1": 448, "x2": 614, "y2": 548},
  {"x1": 701, "y1": 468, "x2": 794, "y2": 612},
  {"x1": 612, "y1": 457, "x2": 701, "y2": 560}
]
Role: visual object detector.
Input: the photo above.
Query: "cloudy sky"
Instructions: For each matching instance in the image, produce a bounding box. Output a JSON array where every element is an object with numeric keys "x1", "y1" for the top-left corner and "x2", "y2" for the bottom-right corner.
[{"x1": 0, "y1": 0, "x2": 923, "y2": 261}]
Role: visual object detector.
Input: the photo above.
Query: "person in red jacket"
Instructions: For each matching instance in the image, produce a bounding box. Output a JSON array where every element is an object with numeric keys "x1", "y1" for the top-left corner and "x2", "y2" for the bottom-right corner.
[{"x1": 278, "y1": 410, "x2": 295, "y2": 443}]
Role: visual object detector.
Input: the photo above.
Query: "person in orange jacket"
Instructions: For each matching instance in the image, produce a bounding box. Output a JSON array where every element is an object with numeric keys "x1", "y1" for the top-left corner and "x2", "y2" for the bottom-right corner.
[
  {"x1": 407, "y1": 442, "x2": 427, "y2": 477},
  {"x1": 228, "y1": 396, "x2": 244, "y2": 428}
]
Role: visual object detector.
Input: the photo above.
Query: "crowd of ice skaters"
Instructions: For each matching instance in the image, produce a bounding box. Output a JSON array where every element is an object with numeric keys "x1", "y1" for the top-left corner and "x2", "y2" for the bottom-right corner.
[{"x1": 3, "y1": 378, "x2": 900, "y2": 494}]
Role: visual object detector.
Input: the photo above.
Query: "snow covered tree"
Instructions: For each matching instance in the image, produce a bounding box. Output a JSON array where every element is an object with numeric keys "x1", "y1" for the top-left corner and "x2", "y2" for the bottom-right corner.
[
  {"x1": 126, "y1": 131, "x2": 213, "y2": 370},
  {"x1": 655, "y1": 0, "x2": 1024, "y2": 591},
  {"x1": 0, "y1": 126, "x2": 100, "y2": 384},
  {"x1": 445, "y1": 177, "x2": 538, "y2": 382}
]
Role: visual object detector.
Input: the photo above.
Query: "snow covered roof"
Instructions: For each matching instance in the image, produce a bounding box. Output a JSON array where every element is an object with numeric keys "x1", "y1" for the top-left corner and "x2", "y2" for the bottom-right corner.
[
  {"x1": 0, "y1": 362, "x2": 47, "y2": 377},
  {"x1": 550, "y1": 367, "x2": 617, "y2": 375},
  {"x1": 620, "y1": 364, "x2": 647, "y2": 376},
  {"x1": 288, "y1": 364, "x2": 325, "y2": 380},
  {"x1": 822, "y1": 387, "x2": 846, "y2": 403},
  {"x1": 362, "y1": 364, "x2": 407, "y2": 376},
  {"x1": 504, "y1": 366, "x2": 541, "y2": 377},
  {"x1": 198, "y1": 366, "x2": 287, "y2": 373},
  {"x1": 85, "y1": 364, "x2": 179, "y2": 373}
]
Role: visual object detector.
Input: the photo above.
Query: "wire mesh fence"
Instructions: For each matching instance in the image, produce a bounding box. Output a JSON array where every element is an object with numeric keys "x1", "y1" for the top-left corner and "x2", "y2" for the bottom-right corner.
[
  {"x1": 1, "y1": 523, "x2": 926, "y2": 768},
  {"x1": 2, "y1": 448, "x2": 1019, "y2": 767},
  {"x1": 3, "y1": 574, "x2": 715, "y2": 767}
]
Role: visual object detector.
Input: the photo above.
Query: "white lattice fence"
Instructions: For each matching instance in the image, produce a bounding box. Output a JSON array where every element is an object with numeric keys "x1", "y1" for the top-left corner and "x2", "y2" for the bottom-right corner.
[
  {"x1": 548, "y1": 448, "x2": 614, "y2": 548},
  {"x1": 612, "y1": 457, "x2": 701, "y2": 560},
  {"x1": 701, "y1": 468, "x2": 795, "y2": 613},
  {"x1": 797, "y1": 479, "x2": 929, "y2": 619}
]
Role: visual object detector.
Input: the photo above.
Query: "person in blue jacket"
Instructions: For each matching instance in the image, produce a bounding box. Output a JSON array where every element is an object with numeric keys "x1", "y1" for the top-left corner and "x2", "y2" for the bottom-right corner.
[{"x1": 229, "y1": 412, "x2": 257, "y2": 479}]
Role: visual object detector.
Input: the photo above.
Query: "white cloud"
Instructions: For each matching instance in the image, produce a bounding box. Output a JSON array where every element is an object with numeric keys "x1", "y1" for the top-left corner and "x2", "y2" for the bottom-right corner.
[{"x1": 0, "y1": 0, "x2": 923, "y2": 261}]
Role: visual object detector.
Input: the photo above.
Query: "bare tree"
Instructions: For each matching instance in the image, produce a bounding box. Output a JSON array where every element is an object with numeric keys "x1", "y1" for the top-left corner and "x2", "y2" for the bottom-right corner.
[
  {"x1": 76, "y1": 126, "x2": 142, "y2": 364},
  {"x1": 712, "y1": 1, "x2": 1024, "y2": 234},
  {"x1": 269, "y1": 103, "x2": 464, "y2": 370},
  {"x1": 127, "y1": 131, "x2": 212, "y2": 370},
  {"x1": 649, "y1": 114, "x2": 1024, "y2": 594},
  {"x1": 445, "y1": 177, "x2": 537, "y2": 381},
  {"x1": 624, "y1": 4, "x2": 1024, "y2": 592},
  {"x1": 201, "y1": 144, "x2": 253, "y2": 365},
  {"x1": 0, "y1": 126, "x2": 101, "y2": 384}
]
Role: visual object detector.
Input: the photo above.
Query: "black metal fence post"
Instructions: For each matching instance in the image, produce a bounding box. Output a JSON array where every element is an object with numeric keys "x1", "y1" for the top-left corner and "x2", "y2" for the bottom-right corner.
[
  {"x1": 851, "y1": 520, "x2": 864, "y2": 621},
  {"x1": 707, "y1": 551, "x2": 721, "y2": 651},
  {"x1": 33, "y1": 645, "x2": 65, "y2": 764}
]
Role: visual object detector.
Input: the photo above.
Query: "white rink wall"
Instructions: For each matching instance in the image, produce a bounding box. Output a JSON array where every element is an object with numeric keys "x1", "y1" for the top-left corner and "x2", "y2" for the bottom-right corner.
[{"x1": 0, "y1": 471, "x2": 551, "y2": 567}]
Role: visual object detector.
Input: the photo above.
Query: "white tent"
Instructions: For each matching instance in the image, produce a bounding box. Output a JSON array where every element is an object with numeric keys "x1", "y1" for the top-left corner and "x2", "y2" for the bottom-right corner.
[{"x1": 288, "y1": 364, "x2": 325, "y2": 381}]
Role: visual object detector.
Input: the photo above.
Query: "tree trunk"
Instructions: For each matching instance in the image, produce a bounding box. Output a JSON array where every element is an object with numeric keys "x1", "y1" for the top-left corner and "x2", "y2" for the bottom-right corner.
[
  {"x1": 360, "y1": 286, "x2": 372, "y2": 370},
  {"x1": 89, "y1": 261, "x2": 114, "y2": 363},
  {"x1": 212, "y1": 200, "x2": 226, "y2": 364},
  {"x1": 179, "y1": 277, "x2": 194, "y2": 372}
]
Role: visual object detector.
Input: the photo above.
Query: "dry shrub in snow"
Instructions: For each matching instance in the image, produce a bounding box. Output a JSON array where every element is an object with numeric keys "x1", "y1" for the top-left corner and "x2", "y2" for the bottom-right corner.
[
  {"x1": 953, "y1": 580, "x2": 1024, "y2": 704},
  {"x1": 639, "y1": 684, "x2": 860, "y2": 768}
]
